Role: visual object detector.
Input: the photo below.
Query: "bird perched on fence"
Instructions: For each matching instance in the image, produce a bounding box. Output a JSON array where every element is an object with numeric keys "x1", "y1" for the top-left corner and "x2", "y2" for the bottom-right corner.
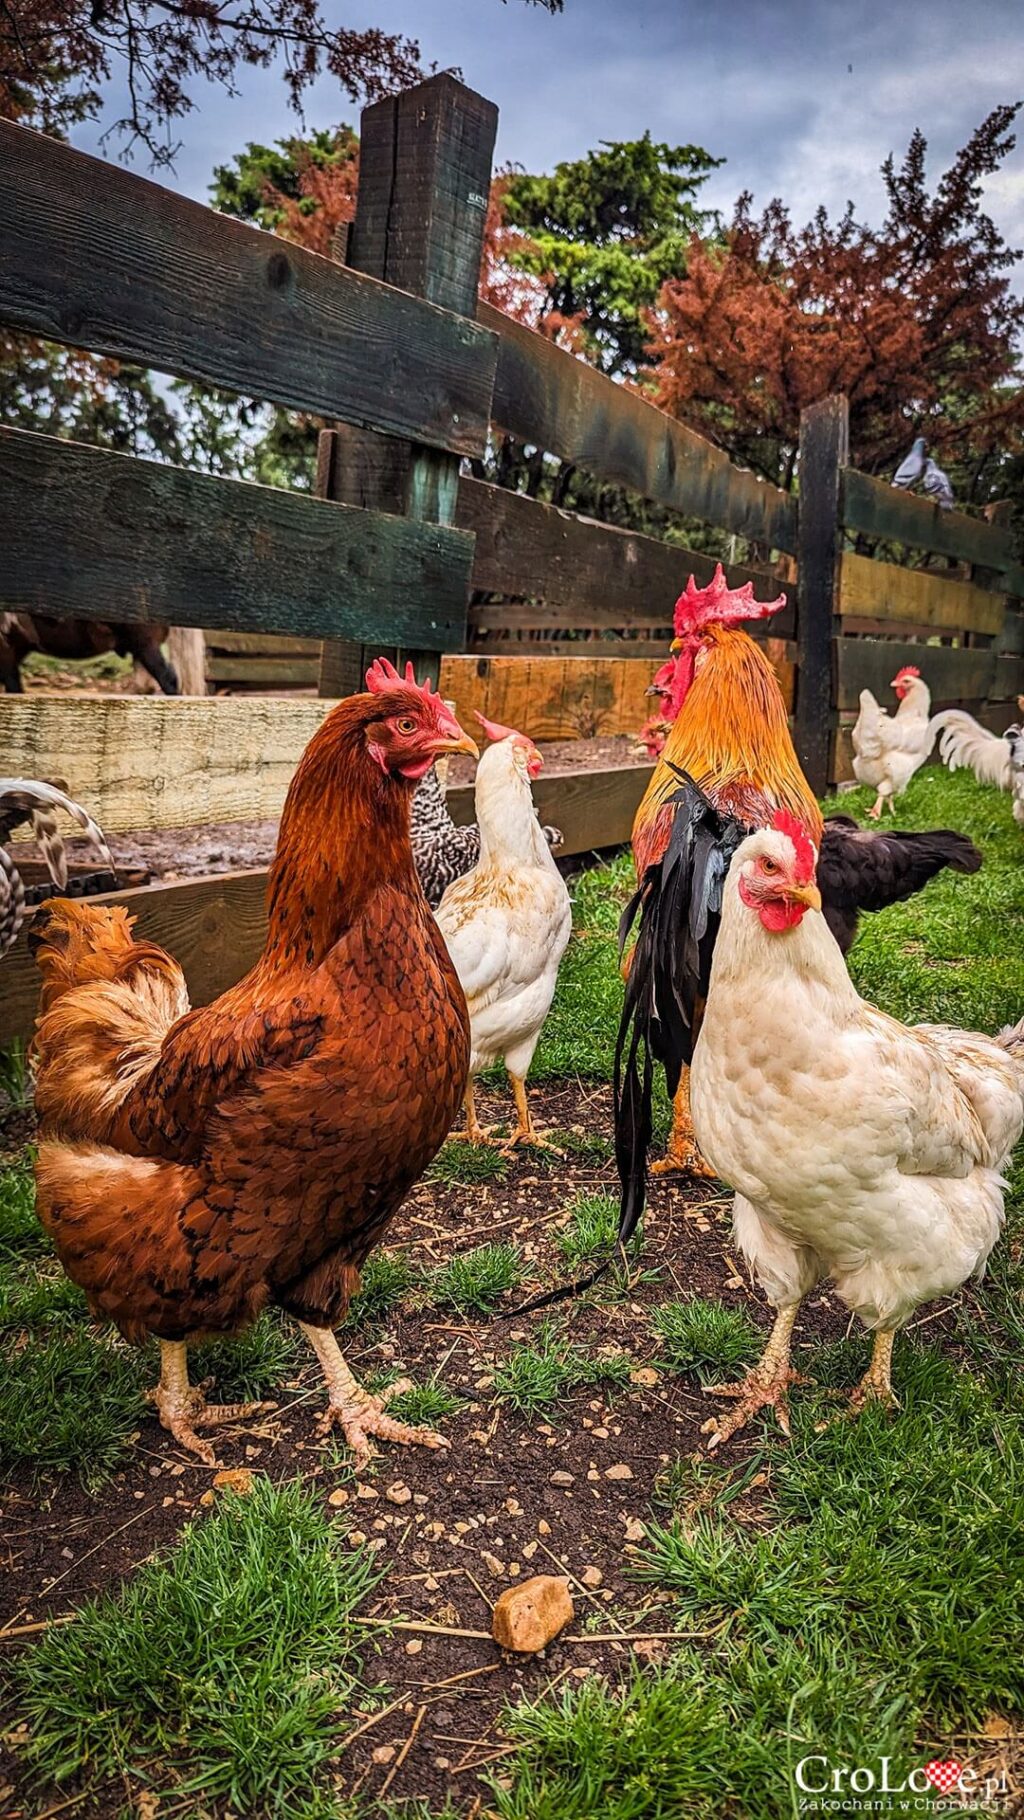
[
  {"x1": 0, "y1": 779, "x2": 112, "y2": 958},
  {"x1": 932, "y1": 707, "x2": 1024, "y2": 824},
  {"x1": 922, "y1": 456, "x2": 955, "y2": 511},
  {"x1": 411, "y1": 711, "x2": 562, "y2": 908},
  {"x1": 624, "y1": 567, "x2": 982, "y2": 1181},
  {"x1": 891, "y1": 437, "x2": 928, "y2": 490},
  {"x1": 852, "y1": 665, "x2": 934, "y2": 818},
  {"x1": 436, "y1": 723, "x2": 572, "y2": 1149},
  {"x1": 29, "y1": 660, "x2": 478, "y2": 1466},
  {"x1": 687, "y1": 811, "x2": 1022, "y2": 1445}
]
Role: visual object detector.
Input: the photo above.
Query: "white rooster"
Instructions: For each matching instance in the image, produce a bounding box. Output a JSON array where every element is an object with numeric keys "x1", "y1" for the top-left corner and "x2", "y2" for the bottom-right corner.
[
  {"x1": 931, "y1": 709, "x2": 1024, "y2": 827},
  {"x1": 690, "y1": 809, "x2": 1023, "y2": 1449},
  {"x1": 436, "y1": 716, "x2": 572, "y2": 1149},
  {"x1": 852, "y1": 665, "x2": 934, "y2": 818}
]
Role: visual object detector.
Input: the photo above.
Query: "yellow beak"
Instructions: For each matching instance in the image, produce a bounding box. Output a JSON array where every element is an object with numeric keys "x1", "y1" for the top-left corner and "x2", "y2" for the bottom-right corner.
[
  {"x1": 432, "y1": 729, "x2": 479, "y2": 760},
  {"x1": 790, "y1": 881, "x2": 822, "y2": 913},
  {"x1": 670, "y1": 637, "x2": 683, "y2": 653}
]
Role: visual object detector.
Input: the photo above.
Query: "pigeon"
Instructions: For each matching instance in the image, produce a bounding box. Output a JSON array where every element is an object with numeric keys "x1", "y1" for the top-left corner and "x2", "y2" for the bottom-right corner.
[
  {"x1": 892, "y1": 437, "x2": 928, "y2": 489},
  {"x1": 922, "y1": 456, "x2": 954, "y2": 511}
]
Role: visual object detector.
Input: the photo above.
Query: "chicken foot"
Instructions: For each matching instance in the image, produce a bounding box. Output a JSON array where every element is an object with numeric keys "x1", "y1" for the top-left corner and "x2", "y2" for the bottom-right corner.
[
  {"x1": 650, "y1": 1072, "x2": 719, "y2": 1180},
  {"x1": 148, "y1": 1340, "x2": 276, "y2": 1467},
  {"x1": 701, "y1": 1305, "x2": 803, "y2": 1450},
  {"x1": 300, "y1": 1323, "x2": 451, "y2": 1469},
  {"x1": 461, "y1": 1081, "x2": 506, "y2": 1147},
  {"x1": 502, "y1": 1074, "x2": 562, "y2": 1154},
  {"x1": 848, "y1": 1329, "x2": 898, "y2": 1412}
]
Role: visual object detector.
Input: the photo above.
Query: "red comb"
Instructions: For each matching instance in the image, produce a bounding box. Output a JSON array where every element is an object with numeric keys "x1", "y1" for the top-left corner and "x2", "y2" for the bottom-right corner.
[
  {"x1": 673, "y1": 563, "x2": 787, "y2": 638},
  {"x1": 365, "y1": 656, "x2": 440, "y2": 699},
  {"x1": 770, "y1": 809, "x2": 816, "y2": 885},
  {"x1": 894, "y1": 665, "x2": 921, "y2": 682},
  {"x1": 475, "y1": 711, "x2": 524, "y2": 744}
]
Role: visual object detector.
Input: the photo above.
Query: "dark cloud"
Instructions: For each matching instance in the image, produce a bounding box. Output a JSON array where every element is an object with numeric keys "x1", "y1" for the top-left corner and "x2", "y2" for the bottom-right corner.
[{"x1": 75, "y1": 0, "x2": 1024, "y2": 251}]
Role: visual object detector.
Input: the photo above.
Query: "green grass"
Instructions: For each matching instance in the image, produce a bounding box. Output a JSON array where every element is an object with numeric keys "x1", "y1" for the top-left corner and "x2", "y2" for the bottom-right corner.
[
  {"x1": 430, "y1": 1241, "x2": 525, "y2": 1316},
  {"x1": 555, "y1": 1192, "x2": 622, "y2": 1269},
  {"x1": 492, "y1": 1321, "x2": 632, "y2": 1415},
  {"x1": 385, "y1": 1380, "x2": 463, "y2": 1426},
  {"x1": 0, "y1": 1153, "x2": 44, "y2": 1259},
  {"x1": 650, "y1": 1297, "x2": 761, "y2": 1383},
  {"x1": 426, "y1": 1138, "x2": 510, "y2": 1185},
  {"x1": 343, "y1": 1249, "x2": 419, "y2": 1328},
  {"x1": 192, "y1": 1310, "x2": 303, "y2": 1400},
  {"x1": 12, "y1": 1479, "x2": 380, "y2": 1817},
  {"x1": 0, "y1": 1326, "x2": 147, "y2": 1487}
]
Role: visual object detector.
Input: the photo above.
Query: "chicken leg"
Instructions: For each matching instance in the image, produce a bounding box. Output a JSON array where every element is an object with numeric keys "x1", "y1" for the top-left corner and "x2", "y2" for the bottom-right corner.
[
  {"x1": 650, "y1": 1071, "x2": 719, "y2": 1179},
  {"x1": 300, "y1": 1324, "x2": 450, "y2": 1468},
  {"x1": 148, "y1": 1340, "x2": 275, "y2": 1467},
  {"x1": 701, "y1": 1304, "x2": 803, "y2": 1450},
  {"x1": 849, "y1": 1329, "x2": 898, "y2": 1412},
  {"x1": 503, "y1": 1073, "x2": 561, "y2": 1153}
]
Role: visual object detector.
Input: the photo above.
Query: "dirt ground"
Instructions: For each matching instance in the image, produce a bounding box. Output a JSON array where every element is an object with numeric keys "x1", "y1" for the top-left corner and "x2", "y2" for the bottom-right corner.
[{"x1": 0, "y1": 1072, "x2": 894, "y2": 1820}]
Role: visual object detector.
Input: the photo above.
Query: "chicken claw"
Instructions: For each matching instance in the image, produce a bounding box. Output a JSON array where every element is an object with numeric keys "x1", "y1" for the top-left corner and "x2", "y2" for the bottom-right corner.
[
  {"x1": 301, "y1": 1325, "x2": 450, "y2": 1468},
  {"x1": 847, "y1": 1330, "x2": 899, "y2": 1415},
  {"x1": 700, "y1": 1305, "x2": 802, "y2": 1450},
  {"x1": 149, "y1": 1342, "x2": 276, "y2": 1466},
  {"x1": 650, "y1": 1142, "x2": 718, "y2": 1181}
]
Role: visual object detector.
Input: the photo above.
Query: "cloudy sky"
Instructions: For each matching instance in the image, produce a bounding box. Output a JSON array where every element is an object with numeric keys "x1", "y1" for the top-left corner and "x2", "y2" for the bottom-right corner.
[{"x1": 77, "y1": 0, "x2": 1024, "y2": 253}]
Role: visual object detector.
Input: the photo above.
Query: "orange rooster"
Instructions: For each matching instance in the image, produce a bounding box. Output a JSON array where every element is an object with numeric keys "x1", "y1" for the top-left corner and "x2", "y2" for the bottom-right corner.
[
  {"x1": 630, "y1": 567, "x2": 820, "y2": 1176},
  {"x1": 30, "y1": 661, "x2": 478, "y2": 1467},
  {"x1": 627, "y1": 566, "x2": 979, "y2": 1181}
]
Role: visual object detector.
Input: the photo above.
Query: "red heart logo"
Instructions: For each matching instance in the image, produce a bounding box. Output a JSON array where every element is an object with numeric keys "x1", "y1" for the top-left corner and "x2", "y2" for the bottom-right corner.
[{"x1": 925, "y1": 1761, "x2": 962, "y2": 1795}]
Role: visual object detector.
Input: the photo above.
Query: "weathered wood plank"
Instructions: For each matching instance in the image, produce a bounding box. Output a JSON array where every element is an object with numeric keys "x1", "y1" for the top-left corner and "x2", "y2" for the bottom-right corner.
[
  {"x1": 207, "y1": 657, "x2": 320, "y2": 687},
  {"x1": 0, "y1": 871, "x2": 269, "y2": 1047},
  {"x1": 439, "y1": 654, "x2": 660, "y2": 741},
  {"x1": 447, "y1": 762, "x2": 652, "y2": 854},
  {"x1": 318, "y1": 76, "x2": 495, "y2": 694},
  {"x1": 0, "y1": 697, "x2": 335, "y2": 833},
  {"x1": 458, "y1": 478, "x2": 796, "y2": 634},
  {"x1": 991, "y1": 655, "x2": 1024, "y2": 701},
  {"x1": 838, "y1": 551, "x2": 1006, "y2": 637},
  {"x1": 206, "y1": 632, "x2": 321, "y2": 658},
  {"x1": 796, "y1": 396, "x2": 849, "y2": 793},
  {"x1": 0, "y1": 427, "x2": 474, "y2": 648},
  {"x1": 478, "y1": 302, "x2": 797, "y2": 554},
  {"x1": 0, "y1": 118, "x2": 495, "y2": 458},
  {"x1": 834, "y1": 638, "x2": 995, "y2": 711},
  {"x1": 843, "y1": 467, "x2": 1021, "y2": 581}
]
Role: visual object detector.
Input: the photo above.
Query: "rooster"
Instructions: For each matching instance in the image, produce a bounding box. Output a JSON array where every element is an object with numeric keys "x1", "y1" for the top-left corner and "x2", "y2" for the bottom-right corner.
[
  {"x1": 29, "y1": 661, "x2": 478, "y2": 1466},
  {"x1": 436, "y1": 723, "x2": 572, "y2": 1149},
  {"x1": 1, "y1": 779, "x2": 112, "y2": 958},
  {"x1": 932, "y1": 709, "x2": 1024, "y2": 825},
  {"x1": 851, "y1": 665, "x2": 933, "y2": 819},
  {"x1": 688, "y1": 810, "x2": 1022, "y2": 1445},
  {"x1": 627, "y1": 567, "x2": 981, "y2": 1178}
]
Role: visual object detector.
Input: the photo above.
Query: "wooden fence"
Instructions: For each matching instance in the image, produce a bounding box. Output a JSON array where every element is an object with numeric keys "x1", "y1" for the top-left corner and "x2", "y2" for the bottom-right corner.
[{"x1": 1, "y1": 74, "x2": 1022, "y2": 1041}]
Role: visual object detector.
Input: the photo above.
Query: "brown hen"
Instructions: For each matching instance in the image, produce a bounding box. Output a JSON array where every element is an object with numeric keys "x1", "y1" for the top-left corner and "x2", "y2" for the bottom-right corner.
[{"x1": 30, "y1": 662, "x2": 477, "y2": 1466}]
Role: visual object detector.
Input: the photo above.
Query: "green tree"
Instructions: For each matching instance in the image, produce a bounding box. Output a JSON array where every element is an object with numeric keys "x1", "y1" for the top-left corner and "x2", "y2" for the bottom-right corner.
[
  {"x1": 501, "y1": 135, "x2": 722, "y2": 378},
  {"x1": 211, "y1": 126, "x2": 359, "y2": 235}
]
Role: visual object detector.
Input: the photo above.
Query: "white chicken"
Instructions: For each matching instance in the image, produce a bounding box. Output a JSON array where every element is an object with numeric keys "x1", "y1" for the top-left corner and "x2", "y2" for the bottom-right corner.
[
  {"x1": 931, "y1": 708, "x2": 1024, "y2": 827},
  {"x1": 852, "y1": 665, "x2": 934, "y2": 818},
  {"x1": 690, "y1": 809, "x2": 1023, "y2": 1449},
  {"x1": 436, "y1": 719, "x2": 572, "y2": 1148}
]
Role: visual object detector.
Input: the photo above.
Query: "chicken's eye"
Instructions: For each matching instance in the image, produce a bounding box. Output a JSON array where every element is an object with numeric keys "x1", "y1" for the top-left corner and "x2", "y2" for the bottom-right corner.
[
  {"x1": 395, "y1": 716, "x2": 417, "y2": 736},
  {"x1": 761, "y1": 857, "x2": 777, "y2": 874}
]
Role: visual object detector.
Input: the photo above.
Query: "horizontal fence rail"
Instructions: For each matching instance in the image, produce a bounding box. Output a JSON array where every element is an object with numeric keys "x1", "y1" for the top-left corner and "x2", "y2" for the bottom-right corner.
[
  {"x1": 0, "y1": 428, "x2": 474, "y2": 649},
  {"x1": 479, "y1": 303, "x2": 798, "y2": 555},
  {"x1": 0, "y1": 118, "x2": 496, "y2": 459},
  {"x1": 842, "y1": 467, "x2": 1024, "y2": 590},
  {"x1": 457, "y1": 478, "x2": 795, "y2": 643}
]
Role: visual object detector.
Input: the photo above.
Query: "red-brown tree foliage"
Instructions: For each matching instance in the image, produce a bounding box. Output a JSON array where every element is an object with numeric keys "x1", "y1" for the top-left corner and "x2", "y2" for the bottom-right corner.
[{"x1": 650, "y1": 107, "x2": 1024, "y2": 490}]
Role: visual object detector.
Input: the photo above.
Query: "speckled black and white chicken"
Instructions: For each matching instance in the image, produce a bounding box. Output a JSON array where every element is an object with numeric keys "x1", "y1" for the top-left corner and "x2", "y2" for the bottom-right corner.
[
  {"x1": 0, "y1": 780, "x2": 113, "y2": 956},
  {"x1": 411, "y1": 713, "x2": 562, "y2": 908}
]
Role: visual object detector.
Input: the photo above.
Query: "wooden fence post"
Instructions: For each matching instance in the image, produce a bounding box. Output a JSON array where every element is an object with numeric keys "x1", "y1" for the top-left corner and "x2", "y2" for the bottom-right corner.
[
  {"x1": 317, "y1": 74, "x2": 498, "y2": 697},
  {"x1": 795, "y1": 395, "x2": 849, "y2": 795}
]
